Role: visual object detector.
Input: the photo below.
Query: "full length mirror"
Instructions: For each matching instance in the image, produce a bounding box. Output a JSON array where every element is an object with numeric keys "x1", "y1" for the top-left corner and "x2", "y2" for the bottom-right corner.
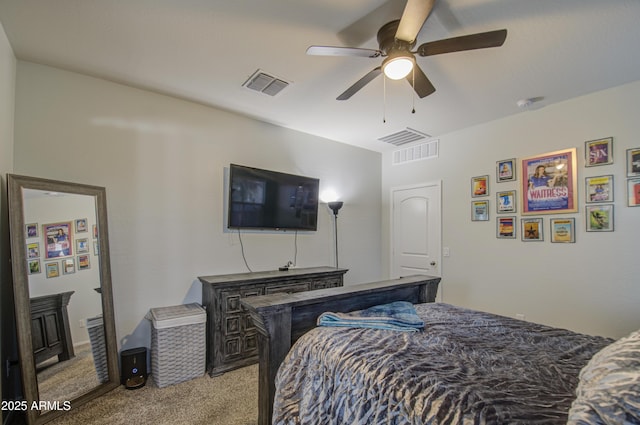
[{"x1": 8, "y1": 174, "x2": 119, "y2": 425}]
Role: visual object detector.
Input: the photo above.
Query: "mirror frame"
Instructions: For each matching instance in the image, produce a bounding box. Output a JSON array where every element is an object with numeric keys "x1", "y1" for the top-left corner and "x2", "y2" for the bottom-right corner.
[{"x1": 8, "y1": 174, "x2": 119, "y2": 424}]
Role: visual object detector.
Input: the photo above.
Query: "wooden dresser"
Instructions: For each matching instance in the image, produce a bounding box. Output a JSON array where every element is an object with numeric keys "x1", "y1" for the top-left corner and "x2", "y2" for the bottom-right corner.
[
  {"x1": 30, "y1": 291, "x2": 75, "y2": 365},
  {"x1": 199, "y1": 267, "x2": 347, "y2": 376}
]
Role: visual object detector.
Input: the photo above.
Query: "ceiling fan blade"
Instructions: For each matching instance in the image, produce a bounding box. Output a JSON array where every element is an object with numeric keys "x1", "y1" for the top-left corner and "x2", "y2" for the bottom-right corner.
[
  {"x1": 396, "y1": 0, "x2": 436, "y2": 43},
  {"x1": 337, "y1": 67, "x2": 382, "y2": 100},
  {"x1": 406, "y1": 65, "x2": 436, "y2": 98},
  {"x1": 417, "y1": 29, "x2": 507, "y2": 56},
  {"x1": 306, "y1": 45, "x2": 381, "y2": 58}
]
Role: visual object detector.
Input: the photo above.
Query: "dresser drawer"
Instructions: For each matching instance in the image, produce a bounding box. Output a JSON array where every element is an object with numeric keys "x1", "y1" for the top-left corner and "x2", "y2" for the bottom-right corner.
[
  {"x1": 265, "y1": 282, "x2": 309, "y2": 295},
  {"x1": 310, "y1": 277, "x2": 342, "y2": 290}
]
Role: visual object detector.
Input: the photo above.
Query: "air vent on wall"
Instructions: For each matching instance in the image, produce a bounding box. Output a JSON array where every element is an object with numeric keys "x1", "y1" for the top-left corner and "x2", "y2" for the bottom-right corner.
[
  {"x1": 243, "y1": 69, "x2": 289, "y2": 96},
  {"x1": 392, "y1": 139, "x2": 439, "y2": 165},
  {"x1": 378, "y1": 127, "x2": 430, "y2": 146}
]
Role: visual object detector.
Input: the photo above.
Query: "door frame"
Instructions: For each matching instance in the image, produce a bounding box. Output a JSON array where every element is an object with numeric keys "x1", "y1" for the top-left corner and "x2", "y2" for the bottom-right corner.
[{"x1": 390, "y1": 180, "x2": 443, "y2": 290}]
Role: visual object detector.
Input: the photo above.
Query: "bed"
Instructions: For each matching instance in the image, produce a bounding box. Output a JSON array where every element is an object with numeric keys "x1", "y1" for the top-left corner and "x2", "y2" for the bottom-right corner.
[{"x1": 241, "y1": 275, "x2": 640, "y2": 425}]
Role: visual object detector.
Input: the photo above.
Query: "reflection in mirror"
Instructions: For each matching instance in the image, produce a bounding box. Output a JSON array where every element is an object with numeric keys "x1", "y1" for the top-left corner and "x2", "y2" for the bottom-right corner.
[
  {"x1": 8, "y1": 175, "x2": 119, "y2": 425},
  {"x1": 24, "y1": 190, "x2": 104, "y2": 406}
]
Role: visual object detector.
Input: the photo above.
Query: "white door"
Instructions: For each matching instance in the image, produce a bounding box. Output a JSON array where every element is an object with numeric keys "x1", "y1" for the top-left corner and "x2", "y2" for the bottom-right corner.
[{"x1": 391, "y1": 182, "x2": 442, "y2": 279}]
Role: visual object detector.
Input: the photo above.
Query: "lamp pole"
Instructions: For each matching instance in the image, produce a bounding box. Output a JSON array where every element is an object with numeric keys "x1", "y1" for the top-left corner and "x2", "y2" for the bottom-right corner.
[{"x1": 327, "y1": 201, "x2": 343, "y2": 268}]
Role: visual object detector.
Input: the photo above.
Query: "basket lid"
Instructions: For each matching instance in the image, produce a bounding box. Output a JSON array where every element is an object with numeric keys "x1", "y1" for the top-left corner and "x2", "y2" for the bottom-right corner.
[
  {"x1": 146, "y1": 303, "x2": 206, "y2": 329},
  {"x1": 85, "y1": 314, "x2": 104, "y2": 329}
]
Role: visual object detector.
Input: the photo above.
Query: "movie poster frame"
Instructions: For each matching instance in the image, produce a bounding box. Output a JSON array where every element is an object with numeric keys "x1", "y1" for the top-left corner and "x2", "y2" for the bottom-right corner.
[
  {"x1": 585, "y1": 137, "x2": 613, "y2": 167},
  {"x1": 521, "y1": 217, "x2": 544, "y2": 242},
  {"x1": 626, "y1": 178, "x2": 640, "y2": 207},
  {"x1": 550, "y1": 218, "x2": 576, "y2": 243},
  {"x1": 28, "y1": 259, "x2": 41, "y2": 275},
  {"x1": 45, "y1": 261, "x2": 60, "y2": 278},
  {"x1": 26, "y1": 223, "x2": 39, "y2": 238},
  {"x1": 586, "y1": 204, "x2": 614, "y2": 232},
  {"x1": 471, "y1": 200, "x2": 489, "y2": 221},
  {"x1": 43, "y1": 221, "x2": 73, "y2": 259},
  {"x1": 496, "y1": 190, "x2": 517, "y2": 213},
  {"x1": 496, "y1": 216, "x2": 516, "y2": 239},
  {"x1": 626, "y1": 148, "x2": 640, "y2": 177},
  {"x1": 496, "y1": 158, "x2": 516, "y2": 182},
  {"x1": 585, "y1": 175, "x2": 614, "y2": 203},
  {"x1": 521, "y1": 148, "x2": 577, "y2": 215},
  {"x1": 471, "y1": 175, "x2": 489, "y2": 198}
]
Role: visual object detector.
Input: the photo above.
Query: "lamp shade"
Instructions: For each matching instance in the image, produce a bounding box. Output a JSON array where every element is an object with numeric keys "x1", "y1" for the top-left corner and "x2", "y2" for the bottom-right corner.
[
  {"x1": 382, "y1": 54, "x2": 414, "y2": 80},
  {"x1": 328, "y1": 201, "x2": 343, "y2": 216}
]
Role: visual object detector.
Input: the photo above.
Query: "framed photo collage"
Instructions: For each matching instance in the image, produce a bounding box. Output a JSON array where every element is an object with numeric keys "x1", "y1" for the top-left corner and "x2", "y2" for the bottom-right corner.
[
  {"x1": 470, "y1": 137, "x2": 637, "y2": 242},
  {"x1": 26, "y1": 217, "x2": 98, "y2": 277}
]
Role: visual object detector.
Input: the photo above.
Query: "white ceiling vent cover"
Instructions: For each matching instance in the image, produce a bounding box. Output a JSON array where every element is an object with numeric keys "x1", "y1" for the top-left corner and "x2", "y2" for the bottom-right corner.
[
  {"x1": 378, "y1": 127, "x2": 430, "y2": 146},
  {"x1": 392, "y1": 139, "x2": 439, "y2": 165},
  {"x1": 243, "y1": 69, "x2": 289, "y2": 96}
]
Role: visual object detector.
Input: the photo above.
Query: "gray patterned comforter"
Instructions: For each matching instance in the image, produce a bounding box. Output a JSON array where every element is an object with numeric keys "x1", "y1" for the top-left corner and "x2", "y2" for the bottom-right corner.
[{"x1": 273, "y1": 303, "x2": 613, "y2": 425}]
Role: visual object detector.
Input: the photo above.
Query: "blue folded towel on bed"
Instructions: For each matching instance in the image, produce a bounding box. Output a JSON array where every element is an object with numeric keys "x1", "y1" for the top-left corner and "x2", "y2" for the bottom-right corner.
[{"x1": 317, "y1": 301, "x2": 424, "y2": 332}]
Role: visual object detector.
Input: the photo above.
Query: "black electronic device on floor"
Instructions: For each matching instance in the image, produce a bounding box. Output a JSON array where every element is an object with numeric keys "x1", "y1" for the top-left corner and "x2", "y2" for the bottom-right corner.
[{"x1": 120, "y1": 347, "x2": 147, "y2": 390}]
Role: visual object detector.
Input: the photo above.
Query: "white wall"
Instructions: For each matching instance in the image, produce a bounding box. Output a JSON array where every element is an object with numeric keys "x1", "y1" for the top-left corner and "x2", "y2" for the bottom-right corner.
[
  {"x1": 13, "y1": 62, "x2": 382, "y2": 350},
  {"x1": 0, "y1": 22, "x2": 14, "y2": 174},
  {"x1": 0, "y1": 20, "x2": 16, "y2": 404},
  {"x1": 382, "y1": 81, "x2": 640, "y2": 339}
]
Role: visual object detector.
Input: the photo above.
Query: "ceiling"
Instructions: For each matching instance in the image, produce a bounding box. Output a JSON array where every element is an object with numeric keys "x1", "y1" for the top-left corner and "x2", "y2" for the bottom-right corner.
[{"x1": 1, "y1": 0, "x2": 640, "y2": 152}]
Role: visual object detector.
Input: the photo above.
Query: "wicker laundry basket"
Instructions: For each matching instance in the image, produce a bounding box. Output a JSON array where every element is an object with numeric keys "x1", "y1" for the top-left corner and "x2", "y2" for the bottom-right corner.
[
  {"x1": 86, "y1": 315, "x2": 109, "y2": 384},
  {"x1": 146, "y1": 303, "x2": 206, "y2": 388}
]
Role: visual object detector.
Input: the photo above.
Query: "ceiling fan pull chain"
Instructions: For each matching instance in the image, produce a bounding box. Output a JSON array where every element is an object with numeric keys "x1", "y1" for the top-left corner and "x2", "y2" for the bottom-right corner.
[
  {"x1": 383, "y1": 75, "x2": 387, "y2": 123},
  {"x1": 412, "y1": 67, "x2": 416, "y2": 114}
]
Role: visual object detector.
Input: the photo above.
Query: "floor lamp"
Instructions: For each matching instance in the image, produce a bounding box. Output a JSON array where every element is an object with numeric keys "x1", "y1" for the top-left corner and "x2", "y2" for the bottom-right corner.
[{"x1": 328, "y1": 201, "x2": 343, "y2": 268}]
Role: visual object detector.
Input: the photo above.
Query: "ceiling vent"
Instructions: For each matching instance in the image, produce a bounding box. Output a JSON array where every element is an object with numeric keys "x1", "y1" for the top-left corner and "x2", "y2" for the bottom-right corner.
[
  {"x1": 392, "y1": 139, "x2": 439, "y2": 165},
  {"x1": 243, "y1": 69, "x2": 289, "y2": 96},
  {"x1": 378, "y1": 127, "x2": 430, "y2": 146}
]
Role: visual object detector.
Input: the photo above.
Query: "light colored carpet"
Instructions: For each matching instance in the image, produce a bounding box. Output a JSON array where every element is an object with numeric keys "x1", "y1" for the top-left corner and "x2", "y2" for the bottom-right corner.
[
  {"x1": 46, "y1": 364, "x2": 258, "y2": 425},
  {"x1": 37, "y1": 345, "x2": 101, "y2": 408}
]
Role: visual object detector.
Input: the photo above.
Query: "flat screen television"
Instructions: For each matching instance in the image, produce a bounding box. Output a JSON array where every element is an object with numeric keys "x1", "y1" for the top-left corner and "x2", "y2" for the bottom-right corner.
[{"x1": 227, "y1": 164, "x2": 320, "y2": 231}]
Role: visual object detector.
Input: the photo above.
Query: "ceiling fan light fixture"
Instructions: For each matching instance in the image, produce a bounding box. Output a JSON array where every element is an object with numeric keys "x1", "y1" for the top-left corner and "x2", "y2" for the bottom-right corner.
[{"x1": 382, "y1": 54, "x2": 414, "y2": 80}]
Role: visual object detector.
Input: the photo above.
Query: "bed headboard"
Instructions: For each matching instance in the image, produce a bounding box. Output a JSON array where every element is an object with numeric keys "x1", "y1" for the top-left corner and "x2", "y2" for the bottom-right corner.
[{"x1": 241, "y1": 274, "x2": 441, "y2": 425}]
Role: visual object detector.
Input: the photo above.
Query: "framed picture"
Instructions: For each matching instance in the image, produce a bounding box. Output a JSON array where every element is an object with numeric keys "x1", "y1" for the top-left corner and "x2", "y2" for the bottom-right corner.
[
  {"x1": 28, "y1": 259, "x2": 41, "y2": 275},
  {"x1": 78, "y1": 254, "x2": 91, "y2": 270},
  {"x1": 585, "y1": 175, "x2": 614, "y2": 203},
  {"x1": 626, "y1": 148, "x2": 640, "y2": 177},
  {"x1": 76, "y1": 238, "x2": 90, "y2": 253},
  {"x1": 43, "y1": 221, "x2": 73, "y2": 259},
  {"x1": 496, "y1": 190, "x2": 517, "y2": 213},
  {"x1": 62, "y1": 258, "x2": 76, "y2": 275},
  {"x1": 27, "y1": 242, "x2": 40, "y2": 259},
  {"x1": 496, "y1": 216, "x2": 516, "y2": 239},
  {"x1": 521, "y1": 148, "x2": 577, "y2": 215},
  {"x1": 471, "y1": 200, "x2": 489, "y2": 221},
  {"x1": 26, "y1": 223, "x2": 39, "y2": 238},
  {"x1": 45, "y1": 262, "x2": 60, "y2": 278},
  {"x1": 585, "y1": 137, "x2": 613, "y2": 167},
  {"x1": 93, "y1": 240, "x2": 100, "y2": 255},
  {"x1": 496, "y1": 159, "x2": 516, "y2": 182},
  {"x1": 586, "y1": 204, "x2": 614, "y2": 231},
  {"x1": 627, "y1": 178, "x2": 640, "y2": 207},
  {"x1": 75, "y1": 218, "x2": 88, "y2": 233},
  {"x1": 92, "y1": 224, "x2": 98, "y2": 239},
  {"x1": 550, "y1": 218, "x2": 575, "y2": 243},
  {"x1": 521, "y1": 218, "x2": 543, "y2": 241},
  {"x1": 471, "y1": 175, "x2": 489, "y2": 197}
]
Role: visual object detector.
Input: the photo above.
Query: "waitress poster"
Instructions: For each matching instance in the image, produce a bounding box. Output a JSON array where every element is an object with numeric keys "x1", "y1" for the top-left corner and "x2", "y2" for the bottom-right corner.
[
  {"x1": 521, "y1": 148, "x2": 577, "y2": 214},
  {"x1": 44, "y1": 221, "x2": 73, "y2": 258}
]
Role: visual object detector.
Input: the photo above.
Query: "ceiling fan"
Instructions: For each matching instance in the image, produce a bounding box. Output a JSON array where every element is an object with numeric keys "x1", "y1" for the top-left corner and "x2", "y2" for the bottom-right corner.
[{"x1": 306, "y1": 0, "x2": 507, "y2": 100}]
